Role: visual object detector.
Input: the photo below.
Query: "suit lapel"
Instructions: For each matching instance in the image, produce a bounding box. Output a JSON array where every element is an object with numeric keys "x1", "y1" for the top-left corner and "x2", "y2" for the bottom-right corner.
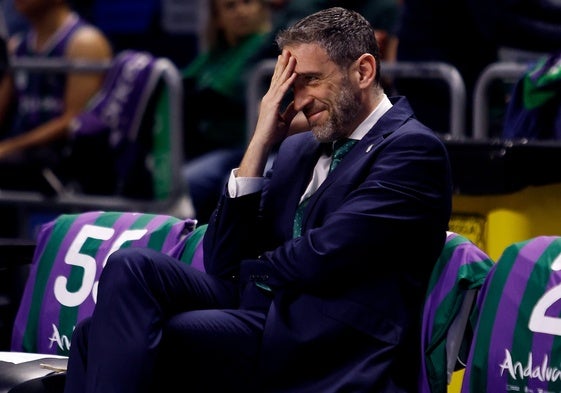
[
  {"x1": 299, "y1": 120, "x2": 392, "y2": 229},
  {"x1": 290, "y1": 95, "x2": 416, "y2": 232}
]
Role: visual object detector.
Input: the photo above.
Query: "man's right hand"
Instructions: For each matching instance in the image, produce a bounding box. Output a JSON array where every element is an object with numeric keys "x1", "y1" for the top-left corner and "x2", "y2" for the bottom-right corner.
[{"x1": 237, "y1": 50, "x2": 298, "y2": 178}]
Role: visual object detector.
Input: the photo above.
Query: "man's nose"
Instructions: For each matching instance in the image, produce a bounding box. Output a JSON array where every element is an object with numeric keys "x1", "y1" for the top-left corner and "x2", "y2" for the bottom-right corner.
[{"x1": 292, "y1": 88, "x2": 312, "y2": 112}]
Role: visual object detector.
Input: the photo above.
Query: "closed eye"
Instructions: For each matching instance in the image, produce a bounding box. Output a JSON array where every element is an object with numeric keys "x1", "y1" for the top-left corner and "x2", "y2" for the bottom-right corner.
[{"x1": 295, "y1": 73, "x2": 321, "y2": 88}]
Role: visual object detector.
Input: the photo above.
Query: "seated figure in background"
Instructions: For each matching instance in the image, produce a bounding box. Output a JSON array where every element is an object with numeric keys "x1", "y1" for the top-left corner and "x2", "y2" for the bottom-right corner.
[
  {"x1": 0, "y1": 0, "x2": 112, "y2": 193},
  {"x1": 181, "y1": 0, "x2": 273, "y2": 224}
]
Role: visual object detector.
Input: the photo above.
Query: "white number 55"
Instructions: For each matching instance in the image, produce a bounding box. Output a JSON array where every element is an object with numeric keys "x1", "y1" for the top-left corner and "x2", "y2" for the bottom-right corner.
[{"x1": 53, "y1": 224, "x2": 147, "y2": 307}]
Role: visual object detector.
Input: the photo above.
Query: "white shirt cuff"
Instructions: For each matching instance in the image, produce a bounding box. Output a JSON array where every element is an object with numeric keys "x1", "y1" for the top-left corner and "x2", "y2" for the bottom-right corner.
[{"x1": 227, "y1": 168, "x2": 264, "y2": 197}]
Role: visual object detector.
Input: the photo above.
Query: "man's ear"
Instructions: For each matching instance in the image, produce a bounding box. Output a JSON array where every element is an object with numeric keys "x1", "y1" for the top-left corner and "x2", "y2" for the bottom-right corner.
[{"x1": 355, "y1": 53, "x2": 376, "y2": 87}]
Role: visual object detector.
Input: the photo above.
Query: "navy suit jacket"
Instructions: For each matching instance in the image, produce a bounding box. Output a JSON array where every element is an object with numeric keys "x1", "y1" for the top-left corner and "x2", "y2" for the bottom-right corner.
[{"x1": 204, "y1": 96, "x2": 453, "y2": 392}]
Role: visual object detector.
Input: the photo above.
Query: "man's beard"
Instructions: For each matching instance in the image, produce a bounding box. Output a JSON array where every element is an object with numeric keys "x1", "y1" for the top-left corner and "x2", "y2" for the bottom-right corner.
[{"x1": 312, "y1": 81, "x2": 362, "y2": 143}]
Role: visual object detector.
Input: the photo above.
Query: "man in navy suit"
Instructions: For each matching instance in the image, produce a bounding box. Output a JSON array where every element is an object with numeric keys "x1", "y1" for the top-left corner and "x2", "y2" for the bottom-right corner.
[{"x1": 64, "y1": 7, "x2": 452, "y2": 393}]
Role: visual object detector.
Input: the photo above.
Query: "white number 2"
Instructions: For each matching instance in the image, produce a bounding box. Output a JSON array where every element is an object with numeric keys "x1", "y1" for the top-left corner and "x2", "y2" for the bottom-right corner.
[{"x1": 528, "y1": 251, "x2": 561, "y2": 336}]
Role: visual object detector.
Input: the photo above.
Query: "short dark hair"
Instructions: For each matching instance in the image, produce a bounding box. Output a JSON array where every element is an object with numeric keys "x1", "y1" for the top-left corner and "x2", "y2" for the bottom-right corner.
[{"x1": 276, "y1": 7, "x2": 381, "y2": 81}]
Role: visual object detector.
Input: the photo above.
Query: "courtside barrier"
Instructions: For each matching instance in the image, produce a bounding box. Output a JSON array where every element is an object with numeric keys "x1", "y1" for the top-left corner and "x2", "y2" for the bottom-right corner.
[{"x1": 472, "y1": 61, "x2": 529, "y2": 140}]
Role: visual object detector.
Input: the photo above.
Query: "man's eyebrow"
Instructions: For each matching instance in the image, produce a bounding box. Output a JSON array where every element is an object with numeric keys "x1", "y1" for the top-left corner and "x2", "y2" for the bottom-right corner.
[{"x1": 295, "y1": 71, "x2": 322, "y2": 78}]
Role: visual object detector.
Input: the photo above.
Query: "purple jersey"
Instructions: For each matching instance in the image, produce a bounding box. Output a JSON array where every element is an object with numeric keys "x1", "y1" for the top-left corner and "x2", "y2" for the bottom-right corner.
[
  {"x1": 420, "y1": 232, "x2": 494, "y2": 393},
  {"x1": 461, "y1": 236, "x2": 561, "y2": 393},
  {"x1": 68, "y1": 50, "x2": 170, "y2": 198},
  {"x1": 11, "y1": 211, "x2": 205, "y2": 356}
]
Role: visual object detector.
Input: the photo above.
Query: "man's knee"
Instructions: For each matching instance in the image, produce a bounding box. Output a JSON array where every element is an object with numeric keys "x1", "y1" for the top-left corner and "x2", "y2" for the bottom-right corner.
[{"x1": 102, "y1": 248, "x2": 157, "y2": 280}]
